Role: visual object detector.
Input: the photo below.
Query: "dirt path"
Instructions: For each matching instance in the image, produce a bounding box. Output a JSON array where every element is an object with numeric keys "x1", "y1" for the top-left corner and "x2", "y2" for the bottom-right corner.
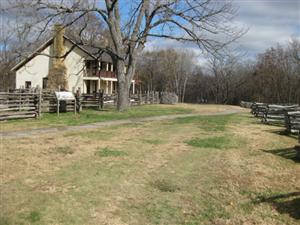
[{"x1": 0, "y1": 108, "x2": 243, "y2": 139}]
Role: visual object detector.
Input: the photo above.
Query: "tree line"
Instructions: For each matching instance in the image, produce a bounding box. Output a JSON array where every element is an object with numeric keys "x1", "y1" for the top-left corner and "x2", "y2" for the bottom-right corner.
[{"x1": 137, "y1": 39, "x2": 300, "y2": 105}]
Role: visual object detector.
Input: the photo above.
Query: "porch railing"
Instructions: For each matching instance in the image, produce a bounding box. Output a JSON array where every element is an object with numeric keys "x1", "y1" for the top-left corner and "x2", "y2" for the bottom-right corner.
[{"x1": 84, "y1": 70, "x2": 116, "y2": 79}]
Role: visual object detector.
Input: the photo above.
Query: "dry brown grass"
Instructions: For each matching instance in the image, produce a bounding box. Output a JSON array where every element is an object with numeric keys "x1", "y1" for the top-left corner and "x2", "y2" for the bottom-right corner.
[{"x1": 0, "y1": 108, "x2": 299, "y2": 225}]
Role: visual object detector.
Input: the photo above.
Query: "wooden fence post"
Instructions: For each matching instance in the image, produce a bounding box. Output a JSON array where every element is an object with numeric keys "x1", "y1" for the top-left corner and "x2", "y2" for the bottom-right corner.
[
  {"x1": 34, "y1": 93, "x2": 39, "y2": 118},
  {"x1": 97, "y1": 90, "x2": 101, "y2": 110},
  {"x1": 19, "y1": 91, "x2": 21, "y2": 111},
  {"x1": 156, "y1": 91, "x2": 160, "y2": 104},
  {"x1": 38, "y1": 88, "x2": 42, "y2": 117},
  {"x1": 74, "y1": 98, "x2": 77, "y2": 115},
  {"x1": 146, "y1": 91, "x2": 149, "y2": 104},
  {"x1": 138, "y1": 90, "x2": 142, "y2": 105},
  {"x1": 296, "y1": 134, "x2": 300, "y2": 159},
  {"x1": 98, "y1": 89, "x2": 104, "y2": 110},
  {"x1": 284, "y1": 111, "x2": 290, "y2": 133},
  {"x1": 57, "y1": 99, "x2": 60, "y2": 117},
  {"x1": 75, "y1": 88, "x2": 82, "y2": 113},
  {"x1": 151, "y1": 91, "x2": 154, "y2": 104}
]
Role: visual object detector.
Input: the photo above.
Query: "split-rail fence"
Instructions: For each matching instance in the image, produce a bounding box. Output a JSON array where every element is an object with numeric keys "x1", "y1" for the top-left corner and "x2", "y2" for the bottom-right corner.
[
  {"x1": 0, "y1": 89, "x2": 160, "y2": 121},
  {"x1": 242, "y1": 101, "x2": 300, "y2": 157}
]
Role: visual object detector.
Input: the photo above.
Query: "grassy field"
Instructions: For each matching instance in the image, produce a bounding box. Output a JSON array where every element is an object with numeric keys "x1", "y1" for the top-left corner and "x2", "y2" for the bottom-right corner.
[
  {"x1": 0, "y1": 104, "x2": 233, "y2": 132},
  {"x1": 0, "y1": 105, "x2": 299, "y2": 225}
]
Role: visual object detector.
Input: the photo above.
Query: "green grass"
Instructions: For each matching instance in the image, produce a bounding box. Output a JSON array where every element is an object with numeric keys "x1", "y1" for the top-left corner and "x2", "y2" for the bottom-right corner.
[
  {"x1": 150, "y1": 179, "x2": 180, "y2": 192},
  {"x1": 143, "y1": 139, "x2": 165, "y2": 145},
  {"x1": 95, "y1": 147, "x2": 128, "y2": 157},
  {"x1": 26, "y1": 211, "x2": 41, "y2": 223},
  {"x1": 0, "y1": 217, "x2": 10, "y2": 225},
  {"x1": 1, "y1": 104, "x2": 194, "y2": 131},
  {"x1": 186, "y1": 136, "x2": 236, "y2": 149},
  {"x1": 53, "y1": 146, "x2": 74, "y2": 154},
  {"x1": 174, "y1": 114, "x2": 234, "y2": 131}
]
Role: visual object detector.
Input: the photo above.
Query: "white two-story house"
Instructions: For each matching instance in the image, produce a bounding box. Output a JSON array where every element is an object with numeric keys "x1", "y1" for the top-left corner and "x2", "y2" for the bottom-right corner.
[{"x1": 11, "y1": 27, "x2": 136, "y2": 95}]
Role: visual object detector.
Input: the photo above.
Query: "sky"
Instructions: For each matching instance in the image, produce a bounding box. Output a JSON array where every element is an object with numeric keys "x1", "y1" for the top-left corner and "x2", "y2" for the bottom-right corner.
[
  {"x1": 0, "y1": 0, "x2": 299, "y2": 64},
  {"x1": 234, "y1": 0, "x2": 300, "y2": 57},
  {"x1": 145, "y1": 0, "x2": 300, "y2": 62}
]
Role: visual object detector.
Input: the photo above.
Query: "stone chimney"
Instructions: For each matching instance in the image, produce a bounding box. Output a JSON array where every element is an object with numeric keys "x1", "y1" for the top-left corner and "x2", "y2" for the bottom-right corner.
[
  {"x1": 53, "y1": 24, "x2": 65, "y2": 65},
  {"x1": 47, "y1": 24, "x2": 68, "y2": 90}
]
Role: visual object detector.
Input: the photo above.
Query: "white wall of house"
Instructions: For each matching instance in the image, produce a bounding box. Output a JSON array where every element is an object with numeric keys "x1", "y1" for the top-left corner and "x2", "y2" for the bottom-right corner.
[
  {"x1": 64, "y1": 41, "x2": 88, "y2": 92},
  {"x1": 15, "y1": 39, "x2": 92, "y2": 92},
  {"x1": 16, "y1": 46, "x2": 50, "y2": 89}
]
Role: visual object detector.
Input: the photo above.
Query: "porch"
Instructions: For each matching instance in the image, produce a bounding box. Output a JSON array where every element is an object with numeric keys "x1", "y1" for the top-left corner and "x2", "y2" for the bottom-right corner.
[{"x1": 83, "y1": 77, "x2": 135, "y2": 95}]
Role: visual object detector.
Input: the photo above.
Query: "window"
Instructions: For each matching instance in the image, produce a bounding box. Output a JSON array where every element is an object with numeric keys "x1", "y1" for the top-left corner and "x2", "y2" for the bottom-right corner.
[
  {"x1": 86, "y1": 60, "x2": 91, "y2": 69},
  {"x1": 86, "y1": 60, "x2": 98, "y2": 70},
  {"x1": 109, "y1": 63, "x2": 113, "y2": 71},
  {"x1": 43, "y1": 78, "x2": 48, "y2": 89},
  {"x1": 25, "y1": 81, "x2": 31, "y2": 89},
  {"x1": 100, "y1": 62, "x2": 107, "y2": 71}
]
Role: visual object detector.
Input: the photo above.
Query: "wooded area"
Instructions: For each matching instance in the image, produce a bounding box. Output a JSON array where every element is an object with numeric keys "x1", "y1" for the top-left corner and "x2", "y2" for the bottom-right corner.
[{"x1": 137, "y1": 39, "x2": 300, "y2": 105}]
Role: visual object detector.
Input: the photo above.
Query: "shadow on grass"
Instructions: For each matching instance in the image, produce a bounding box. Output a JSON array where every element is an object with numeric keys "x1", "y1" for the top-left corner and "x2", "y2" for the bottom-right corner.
[
  {"x1": 264, "y1": 129, "x2": 298, "y2": 140},
  {"x1": 261, "y1": 147, "x2": 300, "y2": 163},
  {"x1": 253, "y1": 192, "x2": 300, "y2": 220}
]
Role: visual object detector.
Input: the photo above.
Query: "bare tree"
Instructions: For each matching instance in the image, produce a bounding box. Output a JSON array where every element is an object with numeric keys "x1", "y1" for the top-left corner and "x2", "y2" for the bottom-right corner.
[
  {"x1": 137, "y1": 49, "x2": 196, "y2": 102},
  {"x1": 254, "y1": 43, "x2": 300, "y2": 104},
  {"x1": 0, "y1": 2, "x2": 51, "y2": 89},
  {"x1": 137, "y1": 39, "x2": 300, "y2": 105},
  {"x1": 5, "y1": 0, "x2": 244, "y2": 110},
  {"x1": 289, "y1": 38, "x2": 300, "y2": 62}
]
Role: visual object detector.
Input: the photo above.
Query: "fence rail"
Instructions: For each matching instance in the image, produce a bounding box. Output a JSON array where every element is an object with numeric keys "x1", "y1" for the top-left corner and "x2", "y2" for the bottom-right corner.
[
  {"x1": 261, "y1": 105, "x2": 299, "y2": 125},
  {"x1": 247, "y1": 101, "x2": 300, "y2": 154},
  {"x1": 250, "y1": 103, "x2": 268, "y2": 118},
  {"x1": 240, "y1": 101, "x2": 253, "y2": 108},
  {"x1": 80, "y1": 91, "x2": 160, "y2": 109},
  {"x1": 285, "y1": 111, "x2": 300, "y2": 134},
  {"x1": 0, "y1": 92, "x2": 40, "y2": 121},
  {"x1": 0, "y1": 89, "x2": 162, "y2": 121}
]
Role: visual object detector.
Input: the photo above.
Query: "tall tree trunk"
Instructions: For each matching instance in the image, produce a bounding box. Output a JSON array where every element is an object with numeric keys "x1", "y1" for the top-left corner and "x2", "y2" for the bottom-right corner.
[
  {"x1": 117, "y1": 74, "x2": 130, "y2": 111},
  {"x1": 116, "y1": 60, "x2": 135, "y2": 111},
  {"x1": 181, "y1": 77, "x2": 188, "y2": 103}
]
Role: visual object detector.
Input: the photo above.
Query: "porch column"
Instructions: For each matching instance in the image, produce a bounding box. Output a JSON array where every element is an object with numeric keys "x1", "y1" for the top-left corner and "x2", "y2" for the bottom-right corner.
[
  {"x1": 106, "y1": 80, "x2": 109, "y2": 94},
  {"x1": 106, "y1": 63, "x2": 109, "y2": 71},
  {"x1": 83, "y1": 81, "x2": 86, "y2": 93},
  {"x1": 98, "y1": 79, "x2": 101, "y2": 91},
  {"x1": 110, "y1": 81, "x2": 113, "y2": 94},
  {"x1": 132, "y1": 81, "x2": 135, "y2": 94}
]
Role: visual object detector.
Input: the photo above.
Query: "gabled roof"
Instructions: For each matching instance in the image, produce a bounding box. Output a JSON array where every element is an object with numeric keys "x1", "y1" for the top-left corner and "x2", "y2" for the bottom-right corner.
[
  {"x1": 78, "y1": 45, "x2": 112, "y2": 62},
  {"x1": 11, "y1": 35, "x2": 111, "y2": 71}
]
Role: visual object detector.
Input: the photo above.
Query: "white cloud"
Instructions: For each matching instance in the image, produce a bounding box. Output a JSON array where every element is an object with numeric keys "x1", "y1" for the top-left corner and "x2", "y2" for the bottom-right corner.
[
  {"x1": 146, "y1": 0, "x2": 300, "y2": 62},
  {"x1": 233, "y1": 0, "x2": 300, "y2": 56}
]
